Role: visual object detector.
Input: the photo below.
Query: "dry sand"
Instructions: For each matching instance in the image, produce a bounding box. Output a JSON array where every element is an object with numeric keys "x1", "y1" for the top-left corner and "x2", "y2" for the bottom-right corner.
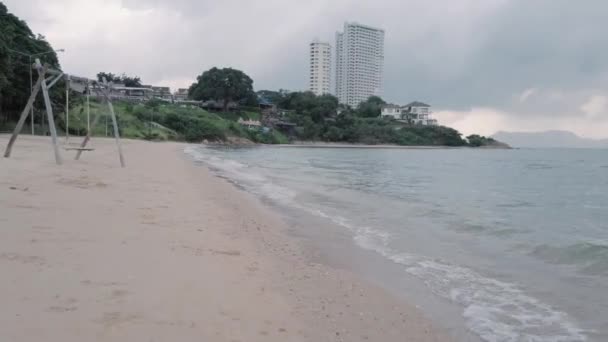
[{"x1": 0, "y1": 135, "x2": 450, "y2": 341}]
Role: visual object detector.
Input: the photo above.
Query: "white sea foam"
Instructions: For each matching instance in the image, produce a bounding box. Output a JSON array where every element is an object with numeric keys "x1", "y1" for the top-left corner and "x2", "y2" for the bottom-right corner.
[
  {"x1": 308, "y1": 209, "x2": 588, "y2": 342},
  {"x1": 184, "y1": 145, "x2": 297, "y2": 203}
]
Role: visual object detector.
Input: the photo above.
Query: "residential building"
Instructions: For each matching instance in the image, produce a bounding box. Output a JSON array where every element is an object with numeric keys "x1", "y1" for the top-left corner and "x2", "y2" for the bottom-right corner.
[
  {"x1": 151, "y1": 86, "x2": 172, "y2": 101},
  {"x1": 381, "y1": 101, "x2": 438, "y2": 125},
  {"x1": 174, "y1": 88, "x2": 190, "y2": 101},
  {"x1": 95, "y1": 83, "x2": 152, "y2": 101},
  {"x1": 201, "y1": 100, "x2": 238, "y2": 111},
  {"x1": 237, "y1": 118, "x2": 262, "y2": 130},
  {"x1": 335, "y1": 22, "x2": 385, "y2": 108},
  {"x1": 380, "y1": 103, "x2": 402, "y2": 119},
  {"x1": 309, "y1": 40, "x2": 332, "y2": 96},
  {"x1": 90, "y1": 84, "x2": 176, "y2": 102}
]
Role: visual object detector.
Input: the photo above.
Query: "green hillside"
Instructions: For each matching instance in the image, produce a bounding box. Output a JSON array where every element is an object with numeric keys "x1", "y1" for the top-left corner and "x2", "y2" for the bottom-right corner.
[{"x1": 57, "y1": 99, "x2": 288, "y2": 144}]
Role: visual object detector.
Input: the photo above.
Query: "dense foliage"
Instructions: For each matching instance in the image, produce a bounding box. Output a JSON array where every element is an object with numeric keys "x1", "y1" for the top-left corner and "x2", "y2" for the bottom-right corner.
[
  {"x1": 189, "y1": 67, "x2": 256, "y2": 112},
  {"x1": 257, "y1": 91, "x2": 471, "y2": 146},
  {"x1": 466, "y1": 134, "x2": 497, "y2": 147},
  {"x1": 356, "y1": 95, "x2": 386, "y2": 118},
  {"x1": 0, "y1": 2, "x2": 62, "y2": 126},
  {"x1": 63, "y1": 99, "x2": 287, "y2": 144},
  {"x1": 96, "y1": 72, "x2": 142, "y2": 87}
]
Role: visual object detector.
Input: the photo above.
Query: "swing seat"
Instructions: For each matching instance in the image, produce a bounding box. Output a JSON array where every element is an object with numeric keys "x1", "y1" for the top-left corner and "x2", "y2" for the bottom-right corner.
[{"x1": 64, "y1": 147, "x2": 95, "y2": 151}]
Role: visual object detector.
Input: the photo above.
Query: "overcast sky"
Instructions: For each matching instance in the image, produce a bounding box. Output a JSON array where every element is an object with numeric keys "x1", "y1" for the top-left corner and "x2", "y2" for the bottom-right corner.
[{"x1": 5, "y1": 0, "x2": 608, "y2": 138}]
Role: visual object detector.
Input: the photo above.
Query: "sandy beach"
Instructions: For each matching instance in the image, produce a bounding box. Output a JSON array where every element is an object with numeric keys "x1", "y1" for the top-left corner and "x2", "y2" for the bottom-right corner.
[{"x1": 0, "y1": 135, "x2": 449, "y2": 342}]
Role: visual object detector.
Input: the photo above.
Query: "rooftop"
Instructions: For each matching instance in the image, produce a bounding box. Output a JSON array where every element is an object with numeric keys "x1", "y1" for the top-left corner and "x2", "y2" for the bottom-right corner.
[
  {"x1": 381, "y1": 103, "x2": 401, "y2": 109},
  {"x1": 405, "y1": 101, "x2": 431, "y2": 108},
  {"x1": 344, "y1": 22, "x2": 385, "y2": 33}
]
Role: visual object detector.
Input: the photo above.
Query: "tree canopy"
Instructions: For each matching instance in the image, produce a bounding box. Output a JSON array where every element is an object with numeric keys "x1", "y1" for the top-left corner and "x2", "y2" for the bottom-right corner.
[
  {"x1": 188, "y1": 67, "x2": 255, "y2": 112},
  {"x1": 257, "y1": 90, "x2": 284, "y2": 105},
  {"x1": 356, "y1": 95, "x2": 386, "y2": 118},
  {"x1": 256, "y1": 90, "x2": 470, "y2": 146},
  {"x1": 466, "y1": 134, "x2": 496, "y2": 147},
  {"x1": 0, "y1": 2, "x2": 61, "y2": 123},
  {"x1": 96, "y1": 72, "x2": 142, "y2": 87}
]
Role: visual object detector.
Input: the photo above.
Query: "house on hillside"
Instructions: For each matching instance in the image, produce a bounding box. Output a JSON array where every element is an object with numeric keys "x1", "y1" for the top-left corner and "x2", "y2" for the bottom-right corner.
[
  {"x1": 258, "y1": 96, "x2": 276, "y2": 111},
  {"x1": 201, "y1": 100, "x2": 238, "y2": 111},
  {"x1": 380, "y1": 103, "x2": 402, "y2": 119},
  {"x1": 151, "y1": 86, "x2": 173, "y2": 101},
  {"x1": 100, "y1": 84, "x2": 153, "y2": 101},
  {"x1": 90, "y1": 83, "x2": 174, "y2": 102},
  {"x1": 238, "y1": 118, "x2": 262, "y2": 130},
  {"x1": 381, "y1": 101, "x2": 438, "y2": 126},
  {"x1": 174, "y1": 88, "x2": 190, "y2": 102}
]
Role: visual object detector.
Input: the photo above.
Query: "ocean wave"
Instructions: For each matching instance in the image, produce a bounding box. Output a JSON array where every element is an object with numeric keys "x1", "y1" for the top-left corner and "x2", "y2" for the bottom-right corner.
[
  {"x1": 184, "y1": 145, "x2": 297, "y2": 204},
  {"x1": 525, "y1": 163, "x2": 556, "y2": 170},
  {"x1": 309, "y1": 209, "x2": 587, "y2": 342},
  {"x1": 451, "y1": 222, "x2": 523, "y2": 237},
  {"x1": 496, "y1": 200, "x2": 536, "y2": 209},
  {"x1": 531, "y1": 241, "x2": 608, "y2": 275}
]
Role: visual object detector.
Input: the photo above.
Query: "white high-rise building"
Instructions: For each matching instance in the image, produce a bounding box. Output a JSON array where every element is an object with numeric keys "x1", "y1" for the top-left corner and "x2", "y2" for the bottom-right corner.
[
  {"x1": 335, "y1": 22, "x2": 385, "y2": 108},
  {"x1": 309, "y1": 40, "x2": 332, "y2": 96}
]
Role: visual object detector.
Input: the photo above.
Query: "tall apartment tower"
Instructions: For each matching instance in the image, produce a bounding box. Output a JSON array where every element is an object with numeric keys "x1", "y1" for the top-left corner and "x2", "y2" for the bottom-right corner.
[
  {"x1": 335, "y1": 22, "x2": 385, "y2": 108},
  {"x1": 309, "y1": 40, "x2": 332, "y2": 96}
]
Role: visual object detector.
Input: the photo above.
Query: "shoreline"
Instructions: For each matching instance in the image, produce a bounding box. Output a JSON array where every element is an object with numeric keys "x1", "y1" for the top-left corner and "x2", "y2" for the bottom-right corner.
[
  {"x1": 213, "y1": 139, "x2": 512, "y2": 149},
  {"x1": 0, "y1": 135, "x2": 450, "y2": 341},
  {"x1": 278, "y1": 143, "x2": 510, "y2": 149}
]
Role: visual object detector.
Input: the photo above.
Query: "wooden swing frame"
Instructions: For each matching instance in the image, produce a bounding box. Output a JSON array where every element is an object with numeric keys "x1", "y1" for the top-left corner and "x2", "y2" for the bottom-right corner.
[{"x1": 3, "y1": 59, "x2": 125, "y2": 167}]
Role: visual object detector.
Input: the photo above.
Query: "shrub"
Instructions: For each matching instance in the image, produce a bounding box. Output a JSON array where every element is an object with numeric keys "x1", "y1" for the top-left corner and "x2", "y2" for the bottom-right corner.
[{"x1": 183, "y1": 120, "x2": 225, "y2": 142}]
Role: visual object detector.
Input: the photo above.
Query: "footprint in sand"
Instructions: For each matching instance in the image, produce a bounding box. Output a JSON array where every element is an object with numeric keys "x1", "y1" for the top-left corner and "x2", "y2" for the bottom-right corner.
[
  {"x1": 109, "y1": 289, "x2": 130, "y2": 301},
  {"x1": 13, "y1": 204, "x2": 41, "y2": 210},
  {"x1": 96, "y1": 312, "x2": 143, "y2": 329},
  {"x1": 0, "y1": 253, "x2": 46, "y2": 266},
  {"x1": 81, "y1": 280, "x2": 126, "y2": 287},
  {"x1": 46, "y1": 296, "x2": 79, "y2": 313},
  {"x1": 57, "y1": 177, "x2": 108, "y2": 189},
  {"x1": 210, "y1": 249, "x2": 242, "y2": 256},
  {"x1": 47, "y1": 306, "x2": 78, "y2": 313}
]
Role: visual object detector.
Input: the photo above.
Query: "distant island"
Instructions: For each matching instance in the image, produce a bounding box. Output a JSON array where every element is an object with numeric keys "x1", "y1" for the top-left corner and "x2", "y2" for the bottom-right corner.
[{"x1": 492, "y1": 130, "x2": 608, "y2": 148}]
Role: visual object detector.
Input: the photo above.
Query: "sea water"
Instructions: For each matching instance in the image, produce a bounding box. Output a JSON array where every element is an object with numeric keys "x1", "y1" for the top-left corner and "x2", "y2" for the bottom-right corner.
[{"x1": 185, "y1": 145, "x2": 608, "y2": 342}]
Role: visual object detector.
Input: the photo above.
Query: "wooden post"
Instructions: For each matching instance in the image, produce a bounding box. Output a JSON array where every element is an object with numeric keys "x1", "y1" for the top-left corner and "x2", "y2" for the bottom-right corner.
[
  {"x1": 65, "y1": 75, "x2": 70, "y2": 142},
  {"x1": 75, "y1": 89, "x2": 103, "y2": 160},
  {"x1": 102, "y1": 79, "x2": 125, "y2": 167},
  {"x1": 107, "y1": 97, "x2": 126, "y2": 168},
  {"x1": 86, "y1": 81, "x2": 91, "y2": 133},
  {"x1": 4, "y1": 69, "x2": 44, "y2": 158},
  {"x1": 29, "y1": 55, "x2": 34, "y2": 135},
  {"x1": 38, "y1": 62, "x2": 62, "y2": 165}
]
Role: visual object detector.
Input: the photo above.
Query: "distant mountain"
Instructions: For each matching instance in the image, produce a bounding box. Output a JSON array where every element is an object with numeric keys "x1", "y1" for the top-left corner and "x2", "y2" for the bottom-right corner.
[{"x1": 492, "y1": 130, "x2": 608, "y2": 148}]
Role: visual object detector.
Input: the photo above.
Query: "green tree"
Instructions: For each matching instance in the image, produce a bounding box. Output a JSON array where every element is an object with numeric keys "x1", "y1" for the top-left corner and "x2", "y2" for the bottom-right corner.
[
  {"x1": 96, "y1": 72, "x2": 119, "y2": 83},
  {"x1": 257, "y1": 90, "x2": 284, "y2": 104},
  {"x1": 279, "y1": 91, "x2": 338, "y2": 123},
  {"x1": 356, "y1": 96, "x2": 386, "y2": 118},
  {"x1": 310, "y1": 94, "x2": 339, "y2": 122},
  {"x1": 466, "y1": 134, "x2": 484, "y2": 147},
  {"x1": 96, "y1": 72, "x2": 142, "y2": 87},
  {"x1": 188, "y1": 67, "x2": 255, "y2": 112},
  {"x1": 466, "y1": 134, "x2": 495, "y2": 147},
  {"x1": 0, "y1": 2, "x2": 61, "y2": 124},
  {"x1": 120, "y1": 74, "x2": 142, "y2": 87},
  {"x1": 144, "y1": 98, "x2": 162, "y2": 137}
]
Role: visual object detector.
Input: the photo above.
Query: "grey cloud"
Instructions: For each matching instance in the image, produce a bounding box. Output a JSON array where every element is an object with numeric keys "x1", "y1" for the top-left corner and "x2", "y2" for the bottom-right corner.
[
  {"x1": 3, "y1": 0, "x2": 608, "y2": 136},
  {"x1": 404, "y1": 0, "x2": 608, "y2": 115}
]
